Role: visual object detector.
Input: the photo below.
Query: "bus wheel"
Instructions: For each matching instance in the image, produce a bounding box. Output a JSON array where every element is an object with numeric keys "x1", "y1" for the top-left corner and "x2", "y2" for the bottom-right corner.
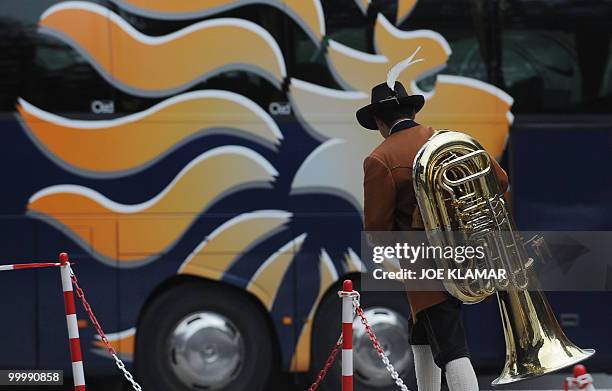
[
  {"x1": 309, "y1": 287, "x2": 417, "y2": 391},
  {"x1": 135, "y1": 282, "x2": 273, "y2": 391}
]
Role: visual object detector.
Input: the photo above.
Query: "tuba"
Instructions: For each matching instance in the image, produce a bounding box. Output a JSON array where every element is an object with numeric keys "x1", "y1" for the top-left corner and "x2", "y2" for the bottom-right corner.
[{"x1": 412, "y1": 130, "x2": 594, "y2": 385}]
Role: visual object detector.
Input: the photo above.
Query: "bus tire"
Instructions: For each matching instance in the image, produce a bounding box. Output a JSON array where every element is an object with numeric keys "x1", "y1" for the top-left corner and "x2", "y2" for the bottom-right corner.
[
  {"x1": 134, "y1": 281, "x2": 274, "y2": 391},
  {"x1": 309, "y1": 282, "x2": 418, "y2": 391}
]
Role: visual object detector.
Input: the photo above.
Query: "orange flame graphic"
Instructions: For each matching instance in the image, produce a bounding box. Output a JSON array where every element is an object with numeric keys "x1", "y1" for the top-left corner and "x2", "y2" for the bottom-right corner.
[
  {"x1": 247, "y1": 233, "x2": 307, "y2": 310},
  {"x1": 39, "y1": 2, "x2": 287, "y2": 96},
  {"x1": 397, "y1": 0, "x2": 418, "y2": 24},
  {"x1": 291, "y1": 249, "x2": 338, "y2": 370},
  {"x1": 179, "y1": 210, "x2": 292, "y2": 281},
  {"x1": 110, "y1": 0, "x2": 325, "y2": 42},
  {"x1": 18, "y1": 91, "x2": 282, "y2": 175},
  {"x1": 28, "y1": 147, "x2": 278, "y2": 264},
  {"x1": 93, "y1": 328, "x2": 135, "y2": 361},
  {"x1": 328, "y1": 15, "x2": 451, "y2": 92}
]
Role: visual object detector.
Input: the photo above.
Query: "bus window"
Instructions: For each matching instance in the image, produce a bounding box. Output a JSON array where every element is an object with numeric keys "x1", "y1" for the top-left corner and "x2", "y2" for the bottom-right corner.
[
  {"x1": 287, "y1": 0, "x2": 361, "y2": 89},
  {"x1": 502, "y1": 30, "x2": 580, "y2": 113},
  {"x1": 599, "y1": 39, "x2": 612, "y2": 106},
  {"x1": 0, "y1": 18, "x2": 35, "y2": 112},
  {"x1": 499, "y1": 0, "x2": 612, "y2": 114},
  {"x1": 0, "y1": 1, "x2": 114, "y2": 117},
  {"x1": 399, "y1": 0, "x2": 488, "y2": 91}
]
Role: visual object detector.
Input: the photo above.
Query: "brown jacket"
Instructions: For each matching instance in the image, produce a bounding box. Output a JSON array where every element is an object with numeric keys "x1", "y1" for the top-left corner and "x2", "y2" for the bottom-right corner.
[{"x1": 363, "y1": 123, "x2": 509, "y2": 318}]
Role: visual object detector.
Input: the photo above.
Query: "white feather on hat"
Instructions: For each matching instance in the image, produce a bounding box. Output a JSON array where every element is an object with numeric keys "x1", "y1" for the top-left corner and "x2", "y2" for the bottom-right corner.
[{"x1": 386, "y1": 46, "x2": 424, "y2": 91}]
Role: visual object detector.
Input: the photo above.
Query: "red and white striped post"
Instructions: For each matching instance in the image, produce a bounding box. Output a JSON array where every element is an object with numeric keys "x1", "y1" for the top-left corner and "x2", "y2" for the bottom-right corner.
[
  {"x1": 59, "y1": 252, "x2": 86, "y2": 391},
  {"x1": 564, "y1": 364, "x2": 596, "y2": 391},
  {"x1": 341, "y1": 280, "x2": 354, "y2": 391}
]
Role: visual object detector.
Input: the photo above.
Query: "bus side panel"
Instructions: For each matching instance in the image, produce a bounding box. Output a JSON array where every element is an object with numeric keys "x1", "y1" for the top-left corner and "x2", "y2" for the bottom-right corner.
[
  {"x1": 0, "y1": 217, "x2": 38, "y2": 368},
  {"x1": 514, "y1": 122, "x2": 611, "y2": 369},
  {"x1": 0, "y1": 115, "x2": 51, "y2": 368},
  {"x1": 511, "y1": 123, "x2": 612, "y2": 231}
]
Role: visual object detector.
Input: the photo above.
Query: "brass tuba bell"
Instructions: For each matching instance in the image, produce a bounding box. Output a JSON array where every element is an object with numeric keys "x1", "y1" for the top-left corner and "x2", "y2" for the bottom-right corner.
[{"x1": 412, "y1": 130, "x2": 594, "y2": 385}]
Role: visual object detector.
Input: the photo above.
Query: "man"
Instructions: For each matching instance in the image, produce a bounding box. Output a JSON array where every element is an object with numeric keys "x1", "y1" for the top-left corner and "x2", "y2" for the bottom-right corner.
[{"x1": 357, "y1": 81, "x2": 509, "y2": 391}]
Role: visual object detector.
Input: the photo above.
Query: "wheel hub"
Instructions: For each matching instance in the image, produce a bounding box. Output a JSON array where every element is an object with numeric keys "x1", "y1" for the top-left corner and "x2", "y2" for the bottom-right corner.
[
  {"x1": 168, "y1": 311, "x2": 244, "y2": 390},
  {"x1": 352, "y1": 307, "x2": 412, "y2": 387}
]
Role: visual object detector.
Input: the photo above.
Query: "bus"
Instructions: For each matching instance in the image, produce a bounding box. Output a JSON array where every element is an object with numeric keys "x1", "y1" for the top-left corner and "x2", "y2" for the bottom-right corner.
[{"x1": 0, "y1": 0, "x2": 610, "y2": 390}]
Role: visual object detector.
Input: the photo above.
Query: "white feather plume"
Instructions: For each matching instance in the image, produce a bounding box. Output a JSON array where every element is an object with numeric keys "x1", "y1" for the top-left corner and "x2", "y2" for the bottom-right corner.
[{"x1": 386, "y1": 46, "x2": 424, "y2": 90}]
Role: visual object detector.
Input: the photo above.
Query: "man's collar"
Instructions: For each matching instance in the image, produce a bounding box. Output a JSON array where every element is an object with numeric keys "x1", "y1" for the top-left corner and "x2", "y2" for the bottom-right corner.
[{"x1": 389, "y1": 118, "x2": 418, "y2": 135}]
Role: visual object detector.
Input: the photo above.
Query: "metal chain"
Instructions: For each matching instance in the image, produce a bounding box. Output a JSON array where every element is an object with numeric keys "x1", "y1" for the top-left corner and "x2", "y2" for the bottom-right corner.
[
  {"x1": 306, "y1": 294, "x2": 410, "y2": 391},
  {"x1": 354, "y1": 297, "x2": 410, "y2": 391},
  {"x1": 112, "y1": 353, "x2": 142, "y2": 391},
  {"x1": 307, "y1": 290, "x2": 360, "y2": 390},
  {"x1": 69, "y1": 267, "x2": 143, "y2": 391},
  {"x1": 307, "y1": 335, "x2": 343, "y2": 391}
]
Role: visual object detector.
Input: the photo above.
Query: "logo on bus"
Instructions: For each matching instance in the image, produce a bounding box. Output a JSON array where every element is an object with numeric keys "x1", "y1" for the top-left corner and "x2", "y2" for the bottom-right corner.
[
  {"x1": 90, "y1": 100, "x2": 115, "y2": 114},
  {"x1": 268, "y1": 101, "x2": 291, "y2": 116}
]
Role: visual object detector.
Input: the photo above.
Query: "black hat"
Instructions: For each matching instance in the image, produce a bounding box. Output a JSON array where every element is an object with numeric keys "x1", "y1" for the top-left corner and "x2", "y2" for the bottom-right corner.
[{"x1": 356, "y1": 81, "x2": 424, "y2": 130}]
